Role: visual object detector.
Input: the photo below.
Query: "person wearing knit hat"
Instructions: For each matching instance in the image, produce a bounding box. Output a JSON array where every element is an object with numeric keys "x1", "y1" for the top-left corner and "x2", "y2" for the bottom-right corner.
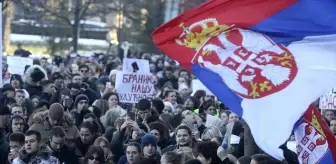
[
  {"x1": 74, "y1": 94, "x2": 89, "y2": 112},
  {"x1": 1, "y1": 84, "x2": 15, "y2": 98},
  {"x1": 10, "y1": 74, "x2": 23, "y2": 89},
  {"x1": 141, "y1": 134, "x2": 161, "y2": 163},
  {"x1": 29, "y1": 102, "x2": 79, "y2": 143},
  {"x1": 48, "y1": 103, "x2": 64, "y2": 127}
]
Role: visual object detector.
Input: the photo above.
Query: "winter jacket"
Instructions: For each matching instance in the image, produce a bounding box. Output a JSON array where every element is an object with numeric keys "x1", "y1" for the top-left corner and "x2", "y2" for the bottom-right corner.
[
  {"x1": 0, "y1": 130, "x2": 9, "y2": 164},
  {"x1": 48, "y1": 142, "x2": 80, "y2": 164},
  {"x1": 29, "y1": 111, "x2": 79, "y2": 144},
  {"x1": 12, "y1": 145, "x2": 59, "y2": 164}
]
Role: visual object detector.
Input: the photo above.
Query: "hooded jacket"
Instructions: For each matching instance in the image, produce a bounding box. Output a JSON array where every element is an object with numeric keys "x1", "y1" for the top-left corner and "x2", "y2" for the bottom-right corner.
[
  {"x1": 23, "y1": 65, "x2": 48, "y2": 97},
  {"x1": 28, "y1": 110, "x2": 79, "y2": 144},
  {"x1": 5, "y1": 115, "x2": 28, "y2": 142},
  {"x1": 12, "y1": 145, "x2": 59, "y2": 164}
]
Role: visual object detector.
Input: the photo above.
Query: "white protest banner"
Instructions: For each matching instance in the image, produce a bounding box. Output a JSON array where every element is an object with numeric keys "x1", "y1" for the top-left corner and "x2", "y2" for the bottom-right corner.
[
  {"x1": 115, "y1": 72, "x2": 155, "y2": 103},
  {"x1": 191, "y1": 79, "x2": 214, "y2": 96},
  {"x1": 122, "y1": 58, "x2": 150, "y2": 73},
  {"x1": 319, "y1": 88, "x2": 336, "y2": 110},
  {"x1": 7, "y1": 56, "x2": 33, "y2": 75}
]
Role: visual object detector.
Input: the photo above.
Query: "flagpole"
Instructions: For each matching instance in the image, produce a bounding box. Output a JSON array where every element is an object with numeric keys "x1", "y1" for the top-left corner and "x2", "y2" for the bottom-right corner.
[{"x1": 0, "y1": 0, "x2": 3, "y2": 87}]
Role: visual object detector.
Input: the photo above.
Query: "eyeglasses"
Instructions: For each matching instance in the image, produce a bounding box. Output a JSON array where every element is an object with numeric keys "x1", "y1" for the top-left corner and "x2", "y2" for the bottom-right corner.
[{"x1": 88, "y1": 156, "x2": 100, "y2": 161}]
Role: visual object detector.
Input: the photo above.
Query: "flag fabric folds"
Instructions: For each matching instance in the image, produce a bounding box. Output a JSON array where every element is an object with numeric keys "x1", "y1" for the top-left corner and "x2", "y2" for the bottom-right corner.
[
  {"x1": 152, "y1": 0, "x2": 336, "y2": 160},
  {"x1": 294, "y1": 105, "x2": 336, "y2": 163}
]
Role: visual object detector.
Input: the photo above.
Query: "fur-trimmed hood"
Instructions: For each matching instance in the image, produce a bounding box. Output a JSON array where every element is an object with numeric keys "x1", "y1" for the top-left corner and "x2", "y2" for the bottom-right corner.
[
  {"x1": 29, "y1": 110, "x2": 75, "y2": 127},
  {"x1": 23, "y1": 65, "x2": 48, "y2": 86}
]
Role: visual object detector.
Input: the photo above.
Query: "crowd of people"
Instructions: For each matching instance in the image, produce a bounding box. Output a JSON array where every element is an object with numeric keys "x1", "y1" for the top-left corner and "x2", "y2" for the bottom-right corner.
[{"x1": 0, "y1": 51, "x2": 333, "y2": 164}]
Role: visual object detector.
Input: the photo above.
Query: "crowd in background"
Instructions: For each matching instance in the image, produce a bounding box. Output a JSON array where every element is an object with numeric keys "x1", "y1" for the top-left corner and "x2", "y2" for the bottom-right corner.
[{"x1": 0, "y1": 50, "x2": 334, "y2": 164}]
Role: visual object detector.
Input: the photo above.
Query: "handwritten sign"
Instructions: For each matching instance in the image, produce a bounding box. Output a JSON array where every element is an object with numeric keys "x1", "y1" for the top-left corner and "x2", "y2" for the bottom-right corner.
[
  {"x1": 123, "y1": 58, "x2": 150, "y2": 73},
  {"x1": 319, "y1": 89, "x2": 336, "y2": 110},
  {"x1": 115, "y1": 72, "x2": 155, "y2": 103},
  {"x1": 191, "y1": 79, "x2": 214, "y2": 96},
  {"x1": 7, "y1": 56, "x2": 33, "y2": 75}
]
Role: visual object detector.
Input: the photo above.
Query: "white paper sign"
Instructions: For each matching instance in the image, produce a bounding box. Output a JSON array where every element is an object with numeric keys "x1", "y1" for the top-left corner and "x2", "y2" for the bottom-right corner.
[
  {"x1": 319, "y1": 88, "x2": 336, "y2": 110},
  {"x1": 7, "y1": 56, "x2": 33, "y2": 75},
  {"x1": 192, "y1": 79, "x2": 214, "y2": 96},
  {"x1": 115, "y1": 72, "x2": 155, "y2": 103},
  {"x1": 122, "y1": 58, "x2": 150, "y2": 73}
]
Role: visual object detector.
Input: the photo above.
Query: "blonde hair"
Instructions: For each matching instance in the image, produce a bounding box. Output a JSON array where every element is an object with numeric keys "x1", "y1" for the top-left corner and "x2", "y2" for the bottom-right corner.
[
  {"x1": 201, "y1": 126, "x2": 223, "y2": 141},
  {"x1": 101, "y1": 109, "x2": 121, "y2": 128},
  {"x1": 94, "y1": 136, "x2": 109, "y2": 146},
  {"x1": 174, "y1": 147, "x2": 195, "y2": 163}
]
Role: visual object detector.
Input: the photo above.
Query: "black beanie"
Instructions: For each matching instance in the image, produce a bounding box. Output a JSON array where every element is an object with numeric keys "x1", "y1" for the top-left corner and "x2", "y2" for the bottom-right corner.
[{"x1": 74, "y1": 94, "x2": 89, "y2": 107}]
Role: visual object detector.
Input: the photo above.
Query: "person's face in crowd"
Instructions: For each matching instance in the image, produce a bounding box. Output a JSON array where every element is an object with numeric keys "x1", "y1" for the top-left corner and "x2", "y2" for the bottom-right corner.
[
  {"x1": 167, "y1": 91, "x2": 177, "y2": 104},
  {"x1": 229, "y1": 112, "x2": 239, "y2": 123},
  {"x1": 126, "y1": 146, "x2": 141, "y2": 164},
  {"x1": 77, "y1": 100, "x2": 89, "y2": 111},
  {"x1": 149, "y1": 63, "x2": 156, "y2": 73},
  {"x1": 205, "y1": 105, "x2": 216, "y2": 116},
  {"x1": 174, "y1": 106, "x2": 183, "y2": 115},
  {"x1": 176, "y1": 129, "x2": 192, "y2": 147},
  {"x1": 110, "y1": 73, "x2": 117, "y2": 83},
  {"x1": 40, "y1": 59, "x2": 47, "y2": 68},
  {"x1": 48, "y1": 117, "x2": 63, "y2": 127},
  {"x1": 11, "y1": 79, "x2": 21, "y2": 88},
  {"x1": 11, "y1": 106, "x2": 24, "y2": 116},
  {"x1": 152, "y1": 76, "x2": 159, "y2": 86},
  {"x1": 54, "y1": 78, "x2": 64, "y2": 88},
  {"x1": 88, "y1": 153, "x2": 100, "y2": 164},
  {"x1": 180, "y1": 88, "x2": 190, "y2": 97},
  {"x1": 80, "y1": 127, "x2": 95, "y2": 144},
  {"x1": 138, "y1": 109, "x2": 152, "y2": 121},
  {"x1": 80, "y1": 66, "x2": 90, "y2": 78},
  {"x1": 72, "y1": 75, "x2": 82, "y2": 84},
  {"x1": 197, "y1": 154, "x2": 210, "y2": 164},
  {"x1": 12, "y1": 118, "x2": 25, "y2": 133},
  {"x1": 10, "y1": 140, "x2": 23, "y2": 152},
  {"x1": 31, "y1": 98, "x2": 39, "y2": 108},
  {"x1": 99, "y1": 141, "x2": 109, "y2": 157},
  {"x1": 163, "y1": 106, "x2": 173, "y2": 114},
  {"x1": 44, "y1": 83, "x2": 56, "y2": 94},
  {"x1": 71, "y1": 64, "x2": 79, "y2": 73},
  {"x1": 108, "y1": 95, "x2": 118, "y2": 108},
  {"x1": 70, "y1": 87, "x2": 81, "y2": 96},
  {"x1": 4, "y1": 90, "x2": 15, "y2": 98},
  {"x1": 325, "y1": 110, "x2": 335, "y2": 121},
  {"x1": 330, "y1": 120, "x2": 336, "y2": 135},
  {"x1": 132, "y1": 130, "x2": 139, "y2": 140},
  {"x1": 220, "y1": 112, "x2": 229, "y2": 125},
  {"x1": 143, "y1": 144, "x2": 156, "y2": 157},
  {"x1": 97, "y1": 83, "x2": 105, "y2": 92},
  {"x1": 25, "y1": 134, "x2": 40, "y2": 154},
  {"x1": 15, "y1": 92, "x2": 25, "y2": 105},
  {"x1": 50, "y1": 136, "x2": 65, "y2": 152},
  {"x1": 178, "y1": 77, "x2": 187, "y2": 86},
  {"x1": 150, "y1": 129, "x2": 161, "y2": 141},
  {"x1": 0, "y1": 113, "x2": 10, "y2": 128},
  {"x1": 179, "y1": 71, "x2": 189, "y2": 80},
  {"x1": 157, "y1": 60, "x2": 164, "y2": 69},
  {"x1": 165, "y1": 70, "x2": 173, "y2": 79},
  {"x1": 184, "y1": 98, "x2": 194, "y2": 109}
]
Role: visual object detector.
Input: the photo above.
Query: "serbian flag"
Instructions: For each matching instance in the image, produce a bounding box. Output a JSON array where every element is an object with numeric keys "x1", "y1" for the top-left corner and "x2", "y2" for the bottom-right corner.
[
  {"x1": 152, "y1": 0, "x2": 336, "y2": 160},
  {"x1": 294, "y1": 105, "x2": 336, "y2": 163}
]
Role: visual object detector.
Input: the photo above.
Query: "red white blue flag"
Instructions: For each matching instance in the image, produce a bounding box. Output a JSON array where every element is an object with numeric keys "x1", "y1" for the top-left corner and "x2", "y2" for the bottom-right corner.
[{"x1": 152, "y1": 0, "x2": 336, "y2": 161}]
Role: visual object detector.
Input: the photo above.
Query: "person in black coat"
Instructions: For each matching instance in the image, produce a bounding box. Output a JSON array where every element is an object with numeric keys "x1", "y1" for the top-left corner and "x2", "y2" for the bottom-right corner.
[
  {"x1": 48, "y1": 126, "x2": 80, "y2": 164},
  {"x1": 0, "y1": 130, "x2": 10, "y2": 164}
]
